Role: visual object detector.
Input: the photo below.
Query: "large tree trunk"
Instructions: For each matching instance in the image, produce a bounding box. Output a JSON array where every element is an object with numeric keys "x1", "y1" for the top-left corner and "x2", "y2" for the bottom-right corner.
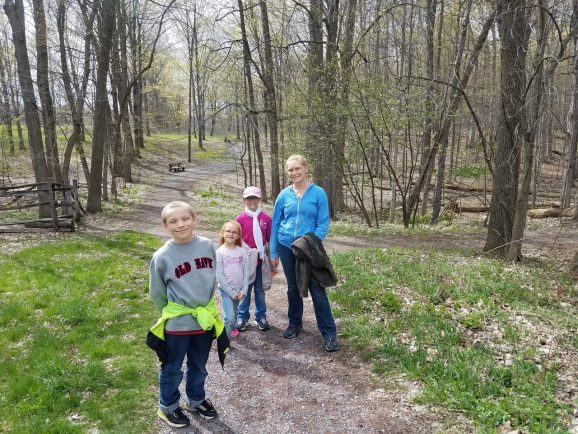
[
  {"x1": 238, "y1": 0, "x2": 267, "y2": 200},
  {"x1": 334, "y1": 0, "x2": 358, "y2": 216},
  {"x1": 4, "y1": 0, "x2": 50, "y2": 198},
  {"x1": 32, "y1": 0, "x2": 61, "y2": 183},
  {"x1": 260, "y1": 0, "x2": 280, "y2": 200},
  {"x1": 57, "y1": 0, "x2": 96, "y2": 181},
  {"x1": 421, "y1": 0, "x2": 436, "y2": 217},
  {"x1": 561, "y1": 9, "x2": 578, "y2": 209},
  {"x1": 508, "y1": 0, "x2": 550, "y2": 261},
  {"x1": 87, "y1": 0, "x2": 116, "y2": 213},
  {"x1": 307, "y1": 0, "x2": 326, "y2": 193},
  {"x1": 484, "y1": 0, "x2": 529, "y2": 256}
]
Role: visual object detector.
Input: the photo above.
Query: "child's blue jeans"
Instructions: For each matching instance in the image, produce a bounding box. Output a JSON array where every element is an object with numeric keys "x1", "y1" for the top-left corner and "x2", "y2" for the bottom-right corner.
[
  {"x1": 159, "y1": 332, "x2": 212, "y2": 414},
  {"x1": 238, "y1": 263, "x2": 267, "y2": 322},
  {"x1": 220, "y1": 288, "x2": 240, "y2": 338}
]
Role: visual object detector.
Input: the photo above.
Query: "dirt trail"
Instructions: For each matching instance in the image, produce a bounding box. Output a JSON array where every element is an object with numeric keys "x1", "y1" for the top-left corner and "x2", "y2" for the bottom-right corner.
[
  {"x1": 98, "y1": 157, "x2": 469, "y2": 434},
  {"x1": 83, "y1": 154, "x2": 575, "y2": 433},
  {"x1": 1, "y1": 148, "x2": 575, "y2": 433}
]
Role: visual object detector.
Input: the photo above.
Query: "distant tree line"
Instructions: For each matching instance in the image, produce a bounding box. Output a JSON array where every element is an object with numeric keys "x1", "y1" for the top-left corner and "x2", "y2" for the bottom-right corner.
[{"x1": 1, "y1": 0, "x2": 578, "y2": 260}]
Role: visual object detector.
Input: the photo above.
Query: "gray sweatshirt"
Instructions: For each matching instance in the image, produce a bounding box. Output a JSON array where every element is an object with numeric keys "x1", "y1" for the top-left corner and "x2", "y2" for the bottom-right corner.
[{"x1": 149, "y1": 236, "x2": 217, "y2": 332}]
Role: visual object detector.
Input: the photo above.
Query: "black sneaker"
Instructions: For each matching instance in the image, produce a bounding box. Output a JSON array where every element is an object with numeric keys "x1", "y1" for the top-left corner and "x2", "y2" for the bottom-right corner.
[
  {"x1": 188, "y1": 399, "x2": 218, "y2": 419},
  {"x1": 324, "y1": 336, "x2": 339, "y2": 352},
  {"x1": 256, "y1": 318, "x2": 270, "y2": 331},
  {"x1": 283, "y1": 324, "x2": 302, "y2": 339},
  {"x1": 236, "y1": 318, "x2": 248, "y2": 331},
  {"x1": 157, "y1": 408, "x2": 190, "y2": 428}
]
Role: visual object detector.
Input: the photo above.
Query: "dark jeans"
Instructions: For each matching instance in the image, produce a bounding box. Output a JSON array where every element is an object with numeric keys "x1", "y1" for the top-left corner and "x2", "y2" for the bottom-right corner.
[
  {"x1": 159, "y1": 332, "x2": 212, "y2": 414},
  {"x1": 277, "y1": 243, "x2": 336, "y2": 339}
]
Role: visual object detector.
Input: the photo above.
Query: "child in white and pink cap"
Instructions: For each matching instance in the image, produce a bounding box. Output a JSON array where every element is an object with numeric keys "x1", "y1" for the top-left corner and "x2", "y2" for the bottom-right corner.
[{"x1": 235, "y1": 186, "x2": 272, "y2": 332}]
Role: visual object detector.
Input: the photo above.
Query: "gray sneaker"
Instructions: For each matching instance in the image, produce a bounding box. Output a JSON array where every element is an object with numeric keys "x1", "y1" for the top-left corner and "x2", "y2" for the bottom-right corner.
[
  {"x1": 236, "y1": 318, "x2": 248, "y2": 331},
  {"x1": 255, "y1": 318, "x2": 270, "y2": 331}
]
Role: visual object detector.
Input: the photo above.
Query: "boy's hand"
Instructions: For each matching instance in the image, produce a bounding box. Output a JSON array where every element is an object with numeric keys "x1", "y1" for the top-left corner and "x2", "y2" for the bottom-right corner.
[
  {"x1": 236, "y1": 292, "x2": 245, "y2": 301},
  {"x1": 271, "y1": 258, "x2": 279, "y2": 267}
]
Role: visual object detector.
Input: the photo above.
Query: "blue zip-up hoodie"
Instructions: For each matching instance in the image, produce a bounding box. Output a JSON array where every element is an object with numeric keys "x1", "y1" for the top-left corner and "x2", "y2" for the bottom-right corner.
[{"x1": 270, "y1": 183, "x2": 330, "y2": 259}]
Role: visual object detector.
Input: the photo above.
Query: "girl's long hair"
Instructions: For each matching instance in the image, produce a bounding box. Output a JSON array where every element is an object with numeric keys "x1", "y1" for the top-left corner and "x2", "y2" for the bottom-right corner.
[{"x1": 219, "y1": 220, "x2": 242, "y2": 247}]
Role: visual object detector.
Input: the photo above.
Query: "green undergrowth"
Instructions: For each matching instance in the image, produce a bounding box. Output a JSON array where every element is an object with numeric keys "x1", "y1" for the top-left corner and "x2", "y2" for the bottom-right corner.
[
  {"x1": 330, "y1": 248, "x2": 577, "y2": 433},
  {"x1": 142, "y1": 134, "x2": 226, "y2": 162},
  {"x1": 329, "y1": 215, "x2": 479, "y2": 237},
  {"x1": 455, "y1": 164, "x2": 489, "y2": 179},
  {"x1": 0, "y1": 231, "x2": 163, "y2": 433},
  {"x1": 191, "y1": 180, "x2": 274, "y2": 232}
]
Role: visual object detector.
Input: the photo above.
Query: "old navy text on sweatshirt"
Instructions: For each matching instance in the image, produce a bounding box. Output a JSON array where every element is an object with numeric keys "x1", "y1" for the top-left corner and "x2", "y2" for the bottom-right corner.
[{"x1": 149, "y1": 236, "x2": 217, "y2": 332}]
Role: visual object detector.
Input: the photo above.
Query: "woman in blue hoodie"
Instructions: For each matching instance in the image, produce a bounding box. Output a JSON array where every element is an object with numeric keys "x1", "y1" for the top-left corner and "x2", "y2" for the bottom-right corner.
[{"x1": 270, "y1": 155, "x2": 338, "y2": 352}]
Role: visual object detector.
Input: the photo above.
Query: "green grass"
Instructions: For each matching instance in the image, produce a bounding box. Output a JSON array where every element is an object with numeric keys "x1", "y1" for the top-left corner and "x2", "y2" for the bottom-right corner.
[
  {"x1": 0, "y1": 231, "x2": 163, "y2": 433},
  {"x1": 142, "y1": 133, "x2": 227, "y2": 162},
  {"x1": 330, "y1": 248, "x2": 577, "y2": 433},
  {"x1": 455, "y1": 164, "x2": 489, "y2": 179},
  {"x1": 329, "y1": 216, "x2": 480, "y2": 237}
]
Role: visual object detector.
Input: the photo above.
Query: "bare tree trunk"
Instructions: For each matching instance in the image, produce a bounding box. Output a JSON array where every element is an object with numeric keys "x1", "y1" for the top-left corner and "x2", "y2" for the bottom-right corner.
[
  {"x1": 11, "y1": 85, "x2": 25, "y2": 150},
  {"x1": 421, "y1": 0, "x2": 436, "y2": 217},
  {"x1": 130, "y1": 3, "x2": 144, "y2": 151},
  {"x1": 186, "y1": 9, "x2": 194, "y2": 162},
  {"x1": 4, "y1": 0, "x2": 50, "y2": 196},
  {"x1": 406, "y1": 4, "x2": 498, "y2": 226},
  {"x1": 562, "y1": 10, "x2": 578, "y2": 208},
  {"x1": 87, "y1": 0, "x2": 116, "y2": 213},
  {"x1": 0, "y1": 54, "x2": 14, "y2": 154},
  {"x1": 144, "y1": 78, "x2": 151, "y2": 137},
  {"x1": 431, "y1": 0, "x2": 472, "y2": 223},
  {"x1": 238, "y1": 0, "x2": 266, "y2": 199},
  {"x1": 57, "y1": 0, "x2": 96, "y2": 181},
  {"x1": 334, "y1": 0, "x2": 358, "y2": 214},
  {"x1": 192, "y1": 5, "x2": 205, "y2": 149},
  {"x1": 484, "y1": 0, "x2": 529, "y2": 257},
  {"x1": 260, "y1": 0, "x2": 280, "y2": 200},
  {"x1": 32, "y1": 0, "x2": 62, "y2": 183}
]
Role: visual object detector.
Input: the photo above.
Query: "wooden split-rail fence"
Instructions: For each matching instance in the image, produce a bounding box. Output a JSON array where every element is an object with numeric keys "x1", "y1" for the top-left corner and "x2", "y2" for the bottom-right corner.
[{"x1": 0, "y1": 180, "x2": 84, "y2": 232}]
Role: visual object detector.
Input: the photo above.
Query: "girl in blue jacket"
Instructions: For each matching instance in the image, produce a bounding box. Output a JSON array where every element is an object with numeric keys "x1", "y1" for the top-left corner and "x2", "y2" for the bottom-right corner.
[{"x1": 270, "y1": 155, "x2": 338, "y2": 352}]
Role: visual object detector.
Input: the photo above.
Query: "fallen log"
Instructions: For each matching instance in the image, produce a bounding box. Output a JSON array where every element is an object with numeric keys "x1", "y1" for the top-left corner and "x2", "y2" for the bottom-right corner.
[
  {"x1": 450, "y1": 202, "x2": 560, "y2": 214},
  {"x1": 450, "y1": 204, "x2": 489, "y2": 213},
  {"x1": 527, "y1": 207, "x2": 575, "y2": 218},
  {"x1": 445, "y1": 183, "x2": 489, "y2": 193}
]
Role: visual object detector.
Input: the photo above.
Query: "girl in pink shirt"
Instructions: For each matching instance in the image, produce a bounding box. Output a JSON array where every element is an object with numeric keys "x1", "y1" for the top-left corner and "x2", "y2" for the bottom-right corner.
[
  {"x1": 216, "y1": 221, "x2": 248, "y2": 339},
  {"x1": 235, "y1": 186, "x2": 272, "y2": 331}
]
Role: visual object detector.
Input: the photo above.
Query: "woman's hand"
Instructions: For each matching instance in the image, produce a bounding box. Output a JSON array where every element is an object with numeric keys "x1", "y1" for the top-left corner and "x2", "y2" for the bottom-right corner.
[
  {"x1": 236, "y1": 292, "x2": 245, "y2": 301},
  {"x1": 271, "y1": 258, "x2": 279, "y2": 268}
]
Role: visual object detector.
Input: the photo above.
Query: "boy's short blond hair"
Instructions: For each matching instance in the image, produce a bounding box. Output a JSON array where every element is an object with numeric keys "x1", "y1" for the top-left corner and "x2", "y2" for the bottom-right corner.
[{"x1": 160, "y1": 201, "x2": 197, "y2": 223}]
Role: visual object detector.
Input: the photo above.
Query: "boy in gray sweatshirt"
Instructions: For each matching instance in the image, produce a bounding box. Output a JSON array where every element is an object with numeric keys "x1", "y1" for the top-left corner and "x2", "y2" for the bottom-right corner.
[{"x1": 149, "y1": 201, "x2": 220, "y2": 428}]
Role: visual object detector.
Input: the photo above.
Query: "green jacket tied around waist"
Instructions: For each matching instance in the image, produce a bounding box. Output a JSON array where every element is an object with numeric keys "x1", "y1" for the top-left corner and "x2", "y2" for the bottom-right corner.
[
  {"x1": 150, "y1": 298, "x2": 225, "y2": 340},
  {"x1": 146, "y1": 298, "x2": 230, "y2": 368}
]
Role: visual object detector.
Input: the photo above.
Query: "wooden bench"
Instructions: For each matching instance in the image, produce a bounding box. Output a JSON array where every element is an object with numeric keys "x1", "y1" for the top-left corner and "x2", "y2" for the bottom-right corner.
[{"x1": 169, "y1": 163, "x2": 185, "y2": 173}]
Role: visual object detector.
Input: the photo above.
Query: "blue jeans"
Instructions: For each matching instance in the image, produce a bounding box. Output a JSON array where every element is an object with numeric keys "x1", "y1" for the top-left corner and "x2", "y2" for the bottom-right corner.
[
  {"x1": 238, "y1": 263, "x2": 267, "y2": 321},
  {"x1": 277, "y1": 243, "x2": 336, "y2": 339},
  {"x1": 159, "y1": 332, "x2": 212, "y2": 414},
  {"x1": 220, "y1": 288, "x2": 240, "y2": 338}
]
